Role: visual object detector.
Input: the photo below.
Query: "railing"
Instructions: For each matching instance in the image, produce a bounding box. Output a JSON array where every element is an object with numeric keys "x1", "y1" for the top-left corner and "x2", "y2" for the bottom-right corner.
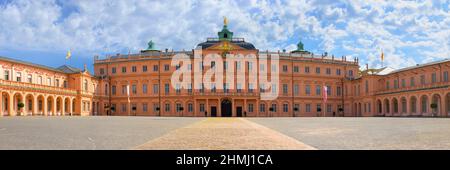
[
  {"x1": 206, "y1": 38, "x2": 245, "y2": 42},
  {"x1": 375, "y1": 81, "x2": 450, "y2": 95},
  {"x1": 195, "y1": 91, "x2": 260, "y2": 97},
  {"x1": 0, "y1": 79, "x2": 77, "y2": 95}
]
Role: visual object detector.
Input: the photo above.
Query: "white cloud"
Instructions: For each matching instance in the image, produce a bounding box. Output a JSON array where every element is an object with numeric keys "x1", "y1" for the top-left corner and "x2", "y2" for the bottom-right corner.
[{"x1": 0, "y1": 0, "x2": 448, "y2": 70}]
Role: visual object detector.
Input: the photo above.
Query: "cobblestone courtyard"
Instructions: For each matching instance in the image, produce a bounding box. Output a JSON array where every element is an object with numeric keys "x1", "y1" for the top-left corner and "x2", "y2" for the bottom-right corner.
[{"x1": 1, "y1": 116, "x2": 450, "y2": 149}]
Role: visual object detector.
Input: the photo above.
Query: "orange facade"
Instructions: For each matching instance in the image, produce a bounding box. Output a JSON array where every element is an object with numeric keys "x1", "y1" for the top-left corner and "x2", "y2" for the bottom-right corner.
[{"x1": 1, "y1": 24, "x2": 449, "y2": 117}]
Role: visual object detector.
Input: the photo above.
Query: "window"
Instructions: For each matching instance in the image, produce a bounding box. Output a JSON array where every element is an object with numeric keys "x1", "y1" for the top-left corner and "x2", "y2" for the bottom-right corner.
[
  {"x1": 55, "y1": 79, "x2": 59, "y2": 87},
  {"x1": 305, "y1": 67, "x2": 310, "y2": 73},
  {"x1": 420, "y1": 75, "x2": 426, "y2": 85},
  {"x1": 27, "y1": 74, "x2": 32, "y2": 83},
  {"x1": 165, "y1": 103, "x2": 170, "y2": 112},
  {"x1": 336, "y1": 69, "x2": 341, "y2": 75},
  {"x1": 16, "y1": 72, "x2": 21, "y2": 82},
  {"x1": 237, "y1": 83, "x2": 242, "y2": 93},
  {"x1": 337, "y1": 86, "x2": 342, "y2": 96},
  {"x1": 259, "y1": 64, "x2": 264, "y2": 71},
  {"x1": 153, "y1": 65, "x2": 159, "y2": 72},
  {"x1": 283, "y1": 103, "x2": 288, "y2": 112},
  {"x1": 153, "y1": 103, "x2": 159, "y2": 112},
  {"x1": 282, "y1": 65, "x2": 288, "y2": 72},
  {"x1": 175, "y1": 64, "x2": 180, "y2": 70},
  {"x1": 64, "y1": 81, "x2": 68, "y2": 88},
  {"x1": 84, "y1": 79, "x2": 88, "y2": 91},
  {"x1": 187, "y1": 83, "x2": 192, "y2": 93},
  {"x1": 131, "y1": 66, "x2": 137, "y2": 72},
  {"x1": 327, "y1": 104, "x2": 332, "y2": 113},
  {"x1": 293, "y1": 66, "x2": 299, "y2": 73},
  {"x1": 143, "y1": 103, "x2": 148, "y2": 112},
  {"x1": 259, "y1": 103, "x2": 265, "y2": 112},
  {"x1": 316, "y1": 85, "x2": 321, "y2": 95},
  {"x1": 223, "y1": 61, "x2": 227, "y2": 70},
  {"x1": 188, "y1": 64, "x2": 192, "y2": 71},
  {"x1": 294, "y1": 84, "x2": 299, "y2": 95},
  {"x1": 305, "y1": 85, "x2": 311, "y2": 95},
  {"x1": 444, "y1": 71, "x2": 449, "y2": 82},
  {"x1": 100, "y1": 68, "x2": 105, "y2": 75},
  {"x1": 121, "y1": 67, "x2": 127, "y2": 73},
  {"x1": 348, "y1": 70, "x2": 354, "y2": 77},
  {"x1": 176, "y1": 103, "x2": 182, "y2": 112},
  {"x1": 259, "y1": 83, "x2": 265, "y2": 92},
  {"x1": 248, "y1": 104, "x2": 254, "y2": 112},
  {"x1": 326, "y1": 68, "x2": 331, "y2": 75},
  {"x1": 401, "y1": 79, "x2": 406, "y2": 88},
  {"x1": 122, "y1": 85, "x2": 127, "y2": 95},
  {"x1": 410, "y1": 77, "x2": 415, "y2": 87},
  {"x1": 224, "y1": 83, "x2": 229, "y2": 93},
  {"x1": 431, "y1": 73, "x2": 437, "y2": 83},
  {"x1": 211, "y1": 61, "x2": 215, "y2": 68},
  {"x1": 212, "y1": 83, "x2": 216, "y2": 93},
  {"x1": 4, "y1": 70, "x2": 9, "y2": 80},
  {"x1": 111, "y1": 67, "x2": 116, "y2": 74},
  {"x1": 165, "y1": 84, "x2": 170, "y2": 94},
  {"x1": 112, "y1": 85, "x2": 116, "y2": 95},
  {"x1": 316, "y1": 104, "x2": 322, "y2": 112},
  {"x1": 271, "y1": 84, "x2": 277, "y2": 94},
  {"x1": 306, "y1": 104, "x2": 311, "y2": 112},
  {"x1": 248, "y1": 83, "x2": 254, "y2": 93},
  {"x1": 188, "y1": 103, "x2": 193, "y2": 112},
  {"x1": 315, "y1": 67, "x2": 320, "y2": 74},
  {"x1": 176, "y1": 84, "x2": 181, "y2": 94},
  {"x1": 142, "y1": 84, "x2": 147, "y2": 94},
  {"x1": 132, "y1": 84, "x2": 137, "y2": 94},
  {"x1": 271, "y1": 103, "x2": 277, "y2": 112},
  {"x1": 248, "y1": 62, "x2": 253, "y2": 71},
  {"x1": 294, "y1": 104, "x2": 300, "y2": 112},
  {"x1": 200, "y1": 104, "x2": 205, "y2": 112},
  {"x1": 394, "y1": 80, "x2": 398, "y2": 89},
  {"x1": 122, "y1": 104, "x2": 127, "y2": 113},
  {"x1": 236, "y1": 61, "x2": 242, "y2": 70},
  {"x1": 386, "y1": 81, "x2": 390, "y2": 90},
  {"x1": 38, "y1": 76, "x2": 42, "y2": 85},
  {"x1": 153, "y1": 84, "x2": 159, "y2": 94},
  {"x1": 271, "y1": 64, "x2": 277, "y2": 72},
  {"x1": 164, "y1": 64, "x2": 169, "y2": 71},
  {"x1": 283, "y1": 84, "x2": 288, "y2": 94},
  {"x1": 142, "y1": 65, "x2": 147, "y2": 72},
  {"x1": 327, "y1": 85, "x2": 331, "y2": 95}
]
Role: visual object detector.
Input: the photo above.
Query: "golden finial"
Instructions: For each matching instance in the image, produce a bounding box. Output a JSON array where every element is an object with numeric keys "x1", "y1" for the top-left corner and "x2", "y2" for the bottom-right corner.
[{"x1": 223, "y1": 16, "x2": 228, "y2": 26}]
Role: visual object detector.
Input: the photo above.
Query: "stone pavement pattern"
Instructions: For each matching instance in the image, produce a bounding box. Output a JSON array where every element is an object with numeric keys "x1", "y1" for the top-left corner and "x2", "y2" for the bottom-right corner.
[{"x1": 135, "y1": 118, "x2": 315, "y2": 150}]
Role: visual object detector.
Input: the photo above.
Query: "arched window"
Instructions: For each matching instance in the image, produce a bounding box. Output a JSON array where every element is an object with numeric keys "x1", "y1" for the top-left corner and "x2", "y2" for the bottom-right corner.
[{"x1": 84, "y1": 79, "x2": 88, "y2": 91}]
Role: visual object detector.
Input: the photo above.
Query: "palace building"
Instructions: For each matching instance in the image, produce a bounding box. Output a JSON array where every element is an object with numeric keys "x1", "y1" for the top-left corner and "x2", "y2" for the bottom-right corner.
[{"x1": 1, "y1": 20, "x2": 450, "y2": 117}]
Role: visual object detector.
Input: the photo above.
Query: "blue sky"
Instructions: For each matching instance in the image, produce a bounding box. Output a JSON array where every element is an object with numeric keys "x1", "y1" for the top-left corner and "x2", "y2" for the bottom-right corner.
[{"x1": 0, "y1": 0, "x2": 449, "y2": 72}]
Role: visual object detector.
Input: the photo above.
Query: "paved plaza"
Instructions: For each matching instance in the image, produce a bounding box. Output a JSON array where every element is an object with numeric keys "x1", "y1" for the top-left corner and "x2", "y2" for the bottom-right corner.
[{"x1": 1, "y1": 116, "x2": 450, "y2": 149}]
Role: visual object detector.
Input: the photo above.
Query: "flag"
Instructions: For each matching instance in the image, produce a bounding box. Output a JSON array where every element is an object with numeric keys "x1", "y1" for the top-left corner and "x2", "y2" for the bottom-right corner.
[
  {"x1": 126, "y1": 85, "x2": 130, "y2": 102},
  {"x1": 323, "y1": 86, "x2": 328, "y2": 103},
  {"x1": 65, "y1": 49, "x2": 71, "y2": 60},
  {"x1": 380, "y1": 49, "x2": 384, "y2": 62}
]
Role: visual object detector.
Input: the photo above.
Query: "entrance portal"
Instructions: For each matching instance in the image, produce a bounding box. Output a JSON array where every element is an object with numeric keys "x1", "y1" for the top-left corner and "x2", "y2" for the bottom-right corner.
[
  {"x1": 211, "y1": 106, "x2": 217, "y2": 117},
  {"x1": 221, "y1": 99, "x2": 232, "y2": 117},
  {"x1": 236, "y1": 107, "x2": 242, "y2": 117}
]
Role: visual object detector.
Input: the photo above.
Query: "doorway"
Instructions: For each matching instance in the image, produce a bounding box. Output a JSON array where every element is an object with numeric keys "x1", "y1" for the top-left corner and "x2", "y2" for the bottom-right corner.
[{"x1": 221, "y1": 99, "x2": 232, "y2": 117}]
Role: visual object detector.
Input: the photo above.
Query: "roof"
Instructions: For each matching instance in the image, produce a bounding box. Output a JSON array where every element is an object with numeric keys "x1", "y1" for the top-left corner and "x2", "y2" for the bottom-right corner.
[
  {"x1": 197, "y1": 40, "x2": 256, "y2": 50},
  {"x1": 389, "y1": 58, "x2": 450, "y2": 74},
  {"x1": 56, "y1": 65, "x2": 82, "y2": 74},
  {"x1": 0, "y1": 56, "x2": 84, "y2": 74},
  {"x1": 0, "y1": 56, "x2": 64, "y2": 73}
]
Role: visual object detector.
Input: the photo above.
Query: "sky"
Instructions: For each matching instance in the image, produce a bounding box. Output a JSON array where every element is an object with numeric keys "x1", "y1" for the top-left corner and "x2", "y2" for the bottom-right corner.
[{"x1": 0, "y1": 0, "x2": 449, "y2": 72}]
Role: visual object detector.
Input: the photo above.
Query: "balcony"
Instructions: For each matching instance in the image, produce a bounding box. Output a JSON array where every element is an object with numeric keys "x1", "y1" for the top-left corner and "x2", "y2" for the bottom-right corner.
[
  {"x1": 376, "y1": 81, "x2": 450, "y2": 95},
  {"x1": 0, "y1": 79, "x2": 77, "y2": 95}
]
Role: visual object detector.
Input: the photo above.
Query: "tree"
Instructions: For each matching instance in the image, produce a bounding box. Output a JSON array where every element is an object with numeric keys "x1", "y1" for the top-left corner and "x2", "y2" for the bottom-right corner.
[{"x1": 17, "y1": 102, "x2": 24, "y2": 116}]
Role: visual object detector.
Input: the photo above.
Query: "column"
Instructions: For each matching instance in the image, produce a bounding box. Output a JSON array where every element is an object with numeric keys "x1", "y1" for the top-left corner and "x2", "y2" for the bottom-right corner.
[
  {"x1": 62, "y1": 98, "x2": 65, "y2": 116},
  {"x1": 8, "y1": 93, "x2": 14, "y2": 116},
  {"x1": 256, "y1": 100, "x2": 259, "y2": 117},
  {"x1": 193, "y1": 99, "x2": 197, "y2": 117},
  {"x1": 243, "y1": 99, "x2": 247, "y2": 117},
  {"x1": 53, "y1": 97, "x2": 57, "y2": 116},
  {"x1": 33, "y1": 95, "x2": 38, "y2": 116},
  {"x1": 406, "y1": 98, "x2": 410, "y2": 116},
  {"x1": 218, "y1": 98, "x2": 221, "y2": 117},
  {"x1": 206, "y1": 99, "x2": 209, "y2": 117},
  {"x1": 440, "y1": 96, "x2": 446, "y2": 117},
  {"x1": 232, "y1": 99, "x2": 236, "y2": 117},
  {"x1": 69, "y1": 98, "x2": 73, "y2": 116},
  {"x1": 43, "y1": 96, "x2": 48, "y2": 116},
  {"x1": 0, "y1": 91, "x2": 2, "y2": 117}
]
